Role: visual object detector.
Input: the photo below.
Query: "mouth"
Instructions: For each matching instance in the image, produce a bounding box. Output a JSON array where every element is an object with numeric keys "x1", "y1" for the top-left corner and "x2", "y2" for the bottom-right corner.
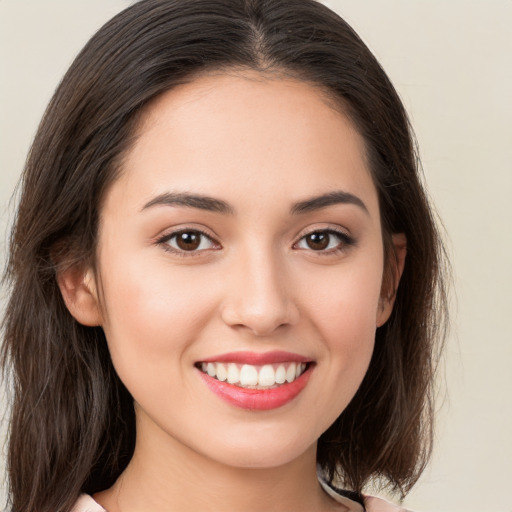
[
  {"x1": 196, "y1": 361, "x2": 309, "y2": 389},
  {"x1": 195, "y1": 351, "x2": 314, "y2": 411}
]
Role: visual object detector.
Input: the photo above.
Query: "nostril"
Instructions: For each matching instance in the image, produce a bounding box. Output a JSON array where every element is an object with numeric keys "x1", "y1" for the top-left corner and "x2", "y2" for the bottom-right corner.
[{"x1": 220, "y1": 299, "x2": 299, "y2": 336}]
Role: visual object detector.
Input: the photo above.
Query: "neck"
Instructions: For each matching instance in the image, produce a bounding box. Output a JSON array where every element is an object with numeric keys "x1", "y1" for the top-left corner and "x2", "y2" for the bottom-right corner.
[{"x1": 94, "y1": 410, "x2": 334, "y2": 512}]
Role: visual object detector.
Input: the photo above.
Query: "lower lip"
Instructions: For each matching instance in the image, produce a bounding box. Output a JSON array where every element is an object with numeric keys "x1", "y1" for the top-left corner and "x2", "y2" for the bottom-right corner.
[{"x1": 198, "y1": 366, "x2": 313, "y2": 411}]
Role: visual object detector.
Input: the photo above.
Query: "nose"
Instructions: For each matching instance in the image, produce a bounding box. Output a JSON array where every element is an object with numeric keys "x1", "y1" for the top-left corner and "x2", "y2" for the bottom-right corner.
[{"x1": 220, "y1": 250, "x2": 300, "y2": 336}]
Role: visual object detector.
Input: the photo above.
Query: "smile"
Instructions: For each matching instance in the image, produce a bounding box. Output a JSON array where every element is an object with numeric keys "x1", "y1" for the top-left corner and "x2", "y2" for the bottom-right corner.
[
  {"x1": 198, "y1": 361, "x2": 308, "y2": 389},
  {"x1": 196, "y1": 351, "x2": 314, "y2": 411}
]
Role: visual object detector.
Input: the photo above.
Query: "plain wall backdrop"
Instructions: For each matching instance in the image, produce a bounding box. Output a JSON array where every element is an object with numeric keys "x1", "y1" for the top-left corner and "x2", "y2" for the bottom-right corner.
[{"x1": 1, "y1": 1, "x2": 511, "y2": 511}]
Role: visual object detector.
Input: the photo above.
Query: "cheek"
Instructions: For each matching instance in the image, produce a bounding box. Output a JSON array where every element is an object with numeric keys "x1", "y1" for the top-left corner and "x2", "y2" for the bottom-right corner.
[
  {"x1": 317, "y1": 280, "x2": 378, "y2": 381},
  {"x1": 330, "y1": 269, "x2": 382, "y2": 369},
  {"x1": 97, "y1": 252, "x2": 215, "y2": 381},
  {"x1": 299, "y1": 258, "x2": 382, "y2": 413},
  {"x1": 302, "y1": 257, "x2": 383, "y2": 340}
]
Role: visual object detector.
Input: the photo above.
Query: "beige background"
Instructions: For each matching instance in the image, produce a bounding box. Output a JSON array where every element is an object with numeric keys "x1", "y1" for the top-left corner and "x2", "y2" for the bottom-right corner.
[{"x1": 1, "y1": 1, "x2": 511, "y2": 511}]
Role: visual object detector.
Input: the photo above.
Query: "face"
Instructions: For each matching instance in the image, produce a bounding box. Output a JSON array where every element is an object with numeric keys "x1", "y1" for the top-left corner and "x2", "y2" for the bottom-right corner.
[{"x1": 64, "y1": 72, "x2": 399, "y2": 470}]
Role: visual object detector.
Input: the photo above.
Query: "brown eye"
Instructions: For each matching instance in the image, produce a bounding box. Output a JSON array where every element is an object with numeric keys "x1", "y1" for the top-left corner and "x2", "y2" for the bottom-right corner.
[
  {"x1": 304, "y1": 232, "x2": 330, "y2": 250},
  {"x1": 164, "y1": 230, "x2": 216, "y2": 252},
  {"x1": 175, "y1": 232, "x2": 201, "y2": 250},
  {"x1": 295, "y1": 229, "x2": 354, "y2": 252}
]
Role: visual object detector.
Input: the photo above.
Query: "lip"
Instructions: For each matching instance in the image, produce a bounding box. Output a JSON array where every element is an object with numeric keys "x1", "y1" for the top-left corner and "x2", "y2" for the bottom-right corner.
[
  {"x1": 199, "y1": 350, "x2": 311, "y2": 366},
  {"x1": 197, "y1": 358, "x2": 314, "y2": 411}
]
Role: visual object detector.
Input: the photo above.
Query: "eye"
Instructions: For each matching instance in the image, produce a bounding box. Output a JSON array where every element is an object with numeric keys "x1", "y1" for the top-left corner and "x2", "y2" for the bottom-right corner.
[
  {"x1": 159, "y1": 229, "x2": 218, "y2": 254},
  {"x1": 294, "y1": 229, "x2": 354, "y2": 252}
]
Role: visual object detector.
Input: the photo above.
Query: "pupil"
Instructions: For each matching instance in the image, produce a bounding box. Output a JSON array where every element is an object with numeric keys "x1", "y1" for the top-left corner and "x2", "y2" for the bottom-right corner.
[
  {"x1": 177, "y1": 232, "x2": 200, "y2": 250},
  {"x1": 307, "y1": 232, "x2": 329, "y2": 250}
]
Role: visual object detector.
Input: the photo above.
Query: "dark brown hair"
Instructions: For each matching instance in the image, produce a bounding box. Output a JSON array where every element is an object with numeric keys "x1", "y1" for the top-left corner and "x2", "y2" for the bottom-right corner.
[{"x1": 1, "y1": 1, "x2": 448, "y2": 510}]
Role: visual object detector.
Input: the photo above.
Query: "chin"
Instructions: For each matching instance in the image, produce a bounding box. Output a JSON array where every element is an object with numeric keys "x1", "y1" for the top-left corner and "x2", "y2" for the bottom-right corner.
[{"x1": 196, "y1": 425, "x2": 317, "y2": 470}]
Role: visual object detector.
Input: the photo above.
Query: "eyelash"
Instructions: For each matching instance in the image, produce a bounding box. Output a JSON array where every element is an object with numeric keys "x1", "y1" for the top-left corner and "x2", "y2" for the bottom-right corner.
[
  {"x1": 156, "y1": 228, "x2": 220, "y2": 257},
  {"x1": 156, "y1": 227, "x2": 355, "y2": 257},
  {"x1": 293, "y1": 228, "x2": 356, "y2": 254}
]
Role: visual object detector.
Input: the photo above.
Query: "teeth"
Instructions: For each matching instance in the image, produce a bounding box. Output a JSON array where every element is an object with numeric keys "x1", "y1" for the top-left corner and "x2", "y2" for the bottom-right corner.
[
  {"x1": 216, "y1": 363, "x2": 227, "y2": 382},
  {"x1": 199, "y1": 361, "x2": 308, "y2": 388},
  {"x1": 227, "y1": 363, "x2": 239, "y2": 384},
  {"x1": 207, "y1": 362, "x2": 216, "y2": 377},
  {"x1": 286, "y1": 363, "x2": 296, "y2": 383},
  {"x1": 275, "y1": 365, "x2": 286, "y2": 384},
  {"x1": 258, "y1": 365, "x2": 275, "y2": 387},
  {"x1": 240, "y1": 364, "x2": 258, "y2": 386}
]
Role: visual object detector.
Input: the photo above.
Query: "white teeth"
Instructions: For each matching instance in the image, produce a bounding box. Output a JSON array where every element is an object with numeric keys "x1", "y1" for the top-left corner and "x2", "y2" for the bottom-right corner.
[
  {"x1": 227, "y1": 363, "x2": 239, "y2": 384},
  {"x1": 207, "y1": 362, "x2": 216, "y2": 377},
  {"x1": 239, "y1": 364, "x2": 258, "y2": 386},
  {"x1": 286, "y1": 363, "x2": 296, "y2": 383},
  {"x1": 258, "y1": 365, "x2": 275, "y2": 387},
  {"x1": 200, "y1": 361, "x2": 308, "y2": 388},
  {"x1": 216, "y1": 363, "x2": 227, "y2": 382},
  {"x1": 275, "y1": 365, "x2": 286, "y2": 384}
]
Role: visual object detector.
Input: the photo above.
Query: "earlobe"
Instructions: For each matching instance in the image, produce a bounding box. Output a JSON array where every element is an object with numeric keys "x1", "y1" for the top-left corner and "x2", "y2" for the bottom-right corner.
[
  {"x1": 57, "y1": 266, "x2": 102, "y2": 326},
  {"x1": 376, "y1": 233, "x2": 407, "y2": 327}
]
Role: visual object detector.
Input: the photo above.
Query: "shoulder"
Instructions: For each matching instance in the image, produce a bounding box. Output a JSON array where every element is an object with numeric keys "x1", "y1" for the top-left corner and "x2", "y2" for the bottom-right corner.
[
  {"x1": 71, "y1": 494, "x2": 106, "y2": 512},
  {"x1": 318, "y1": 476, "x2": 412, "y2": 512},
  {"x1": 70, "y1": 492, "x2": 412, "y2": 512},
  {"x1": 364, "y1": 495, "x2": 413, "y2": 512}
]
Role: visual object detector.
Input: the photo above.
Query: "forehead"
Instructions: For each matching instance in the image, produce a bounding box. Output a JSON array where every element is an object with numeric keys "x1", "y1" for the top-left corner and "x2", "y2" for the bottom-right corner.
[{"x1": 106, "y1": 71, "x2": 379, "y2": 219}]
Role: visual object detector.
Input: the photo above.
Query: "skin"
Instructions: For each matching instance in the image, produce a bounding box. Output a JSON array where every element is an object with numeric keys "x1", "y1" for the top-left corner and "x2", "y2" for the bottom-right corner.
[{"x1": 59, "y1": 71, "x2": 405, "y2": 512}]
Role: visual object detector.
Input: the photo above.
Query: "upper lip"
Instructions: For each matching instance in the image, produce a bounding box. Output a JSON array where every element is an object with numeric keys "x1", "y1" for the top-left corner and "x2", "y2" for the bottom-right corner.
[{"x1": 199, "y1": 350, "x2": 312, "y2": 365}]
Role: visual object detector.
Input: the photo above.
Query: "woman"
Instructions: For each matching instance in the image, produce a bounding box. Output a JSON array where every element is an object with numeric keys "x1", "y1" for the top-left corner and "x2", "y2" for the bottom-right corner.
[{"x1": 1, "y1": 1, "x2": 448, "y2": 511}]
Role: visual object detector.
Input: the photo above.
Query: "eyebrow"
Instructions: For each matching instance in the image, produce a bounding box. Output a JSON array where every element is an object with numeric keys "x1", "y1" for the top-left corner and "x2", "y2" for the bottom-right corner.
[
  {"x1": 290, "y1": 191, "x2": 369, "y2": 215},
  {"x1": 142, "y1": 192, "x2": 234, "y2": 214},
  {"x1": 141, "y1": 190, "x2": 368, "y2": 216}
]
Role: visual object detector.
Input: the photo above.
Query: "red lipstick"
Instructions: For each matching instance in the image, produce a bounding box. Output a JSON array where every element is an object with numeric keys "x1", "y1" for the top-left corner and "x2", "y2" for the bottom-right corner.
[
  {"x1": 200, "y1": 350, "x2": 310, "y2": 365},
  {"x1": 196, "y1": 351, "x2": 313, "y2": 411}
]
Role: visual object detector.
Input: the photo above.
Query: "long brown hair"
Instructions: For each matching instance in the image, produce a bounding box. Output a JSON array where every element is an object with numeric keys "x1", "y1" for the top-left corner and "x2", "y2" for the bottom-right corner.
[{"x1": 1, "y1": 1, "x2": 448, "y2": 510}]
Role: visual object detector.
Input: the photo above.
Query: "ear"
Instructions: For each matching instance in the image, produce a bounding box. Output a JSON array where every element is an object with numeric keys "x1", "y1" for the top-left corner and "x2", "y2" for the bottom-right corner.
[
  {"x1": 376, "y1": 233, "x2": 407, "y2": 327},
  {"x1": 56, "y1": 265, "x2": 102, "y2": 326}
]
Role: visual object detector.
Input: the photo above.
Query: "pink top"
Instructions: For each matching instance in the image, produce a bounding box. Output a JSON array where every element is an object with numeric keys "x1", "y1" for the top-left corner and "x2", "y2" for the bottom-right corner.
[{"x1": 71, "y1": 490, "x2": 411, "y2": 512}]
